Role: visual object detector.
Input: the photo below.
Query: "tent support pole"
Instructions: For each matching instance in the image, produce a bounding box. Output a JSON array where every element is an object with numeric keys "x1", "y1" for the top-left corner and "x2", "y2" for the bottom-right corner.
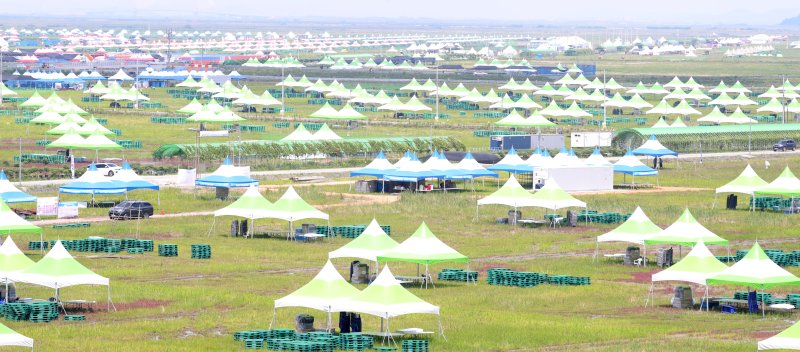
[
  {"x1": 438, "y1": 315, "x2": 447, "y2": 341},
  {"x1": 270, "y1": 308, "x2": 276, "y2": 329},
  {"x1": 207, "y1": 217, "x2": 216, "y2": 237},
  {"x1": 592, "y1": 241, "x2": 598, "y2": 263}
]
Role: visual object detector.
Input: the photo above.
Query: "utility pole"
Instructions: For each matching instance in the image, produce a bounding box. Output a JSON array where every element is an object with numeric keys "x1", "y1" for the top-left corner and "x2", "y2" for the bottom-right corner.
[{"x1": 165, "y1": 27, "x2": 174, "y2": 69}]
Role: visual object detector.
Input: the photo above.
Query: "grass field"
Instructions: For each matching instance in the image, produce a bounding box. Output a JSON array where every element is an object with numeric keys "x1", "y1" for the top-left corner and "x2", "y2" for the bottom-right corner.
[{"x1": 2, "y1": 154, "x2": 800, "y2": 351}]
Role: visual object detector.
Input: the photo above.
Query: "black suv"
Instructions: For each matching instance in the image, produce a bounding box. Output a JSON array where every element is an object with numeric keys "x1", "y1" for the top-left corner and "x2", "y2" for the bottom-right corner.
[
  {"x1": 109, "y1": 201, "x2": 154, "y2": 220},
  {"x1": 773, "y1": 139, "x2": 796, "y2": 152}
]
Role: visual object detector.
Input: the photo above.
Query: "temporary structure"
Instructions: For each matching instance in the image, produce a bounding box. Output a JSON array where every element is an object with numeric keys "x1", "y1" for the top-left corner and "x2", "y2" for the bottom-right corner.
[
  {"x1": 281, "y1": 124, "x2": 316, "y2": 141},
  {"x1": 715, "y1": 164, "x2": 768, "y2": 199},
  {"x1": 451, "y1": 152, "x2": 498, "y2": 180},
  {"x1": 584, "y1": 147, "x2": 611, "y2": 166},
  {"x1": 613, "y1": 151, "x2": 658, "y2": 187},
  {"x1": 0, "y1": 171, "x2": 36, "y2": 203},
  {"x1": 0, "y1": 236, "x2": 36, "y2": 301},
  {"x1": 268, "y1": 186, "x2": 329, "y2": 239},
  {"x1": 528, "y1": 178, "x2": 587, "y2": 211},
  {"x1": 312, "y1": 124, "x2": 343, "y2": 140},
  {"x1": 59, "y1": 164, "x2": 128, "y2": 195},
  {"x1": 596, "y1": 206, "x2": 662, "y2": 246},
  {"x1": 195, "y1": 157, "x2": 258, "y2": 188},
  {"x1": 9, "y1": 240, "x2": 113, "y2": 310},
  {"x1": 755, "y1": 166, "x2": 800, "y2": 197},
  {"x1": 350, "y1": 151, "x2": 395, "y2": 179},
  {"x1": 378, "y1": 222, "x2": 468, "y2": 287},
  {"x1": 708, "y1": 242, "x2": 800, "y2": 316},
  {"x1": 329, "y1": 219, "x2": 399, "y2": 263},
  {"x1": 648, "y1": 240, "x2": 728, "y2": 310},
  {"x1": 272, "y1": 260, "x2": 360, "y2": 330},
  {"x1": 332, "y1": 265, "x2": 442, "y2": 340},
  {"x1": 486, "y1": 147, "x2": 530, "y2": 173},
  {"x1": 644, "y1": 208, "x2": 728, "y2": 247},
  {"x1": 759, "y1": 320, "x2": 800, "y2": 350},
  {"x1": 632, "y1": 135, "x2": 678, "y2": 157},
  {"x1": 0, "y1": 321, "x2": 33, "y2": 349}
]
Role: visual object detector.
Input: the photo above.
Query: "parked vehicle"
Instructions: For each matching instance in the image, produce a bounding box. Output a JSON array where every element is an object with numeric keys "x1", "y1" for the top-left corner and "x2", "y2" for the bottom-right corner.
[
  {"x1": 773, "y1": 139, "x2": 797, "y2": 152},
  {"x1": 91, "y1": 163, "x2": 122, "y2": 176},
  {"x1": 109, "y1": 201, "x2": 154, "y2": 220}
]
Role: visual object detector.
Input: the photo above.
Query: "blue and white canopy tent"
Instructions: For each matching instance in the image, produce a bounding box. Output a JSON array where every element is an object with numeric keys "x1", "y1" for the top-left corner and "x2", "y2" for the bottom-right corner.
[
  {"x1": 632, "y1": 135, "x2": 678, "y2": 168},
  {"x1": 451, "y1": 152, "x2": 498, "y2": 180},
  {"x1": 60, "y1": 164, "x2": 127, "y2": 204},
  {"x1": 196, "y1": 157, "x2": 258, "y2": 188},
  {"x1": 0, "y1": 171, "x2": 36, "y2": 204},
  {"x1": 487, "y1": 147, "x2": 531, "y2": 174},
  {"x1": 613, "y1": 150, "x2": 658, "y2": 188},
  {"x1": 111, "y1": 162, "x2": 161, "y2": 205},
  {"x1": 382, "y1": 153, "x2": 446, "y2": 188},
  {"x1": 350, "y1": 151, "x2": 395, "y2": 179}
]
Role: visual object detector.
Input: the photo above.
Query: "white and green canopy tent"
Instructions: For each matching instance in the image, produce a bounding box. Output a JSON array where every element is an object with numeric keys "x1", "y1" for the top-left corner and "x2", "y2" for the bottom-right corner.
[
  {"x1": 329, "y1": 219, "x2": 399, "y2": 264},
  {"x1": 0, "y1": 200, "x2": 43, "y2": 251},
  {"x1": 715, "y1": 164, "x2": 768, "y2": 209},
  {"x1": 176, "y1": 98, "x2": 204, "y2": 114},
  {"x1": 0, "y1": 236, "x2": 36, "y2": 300},
  {"x1": 272, "y1": 260, "x2": 361, "y2": 331},
  {"x1": 9, "y1": 240, "x2": 113, "y2": 311},
  {"x1": 759, "y1": 320, "x2": 800, "y2": 350},
  {"x1": 528, "y1": 178, "x2": 587, "y2": 212},
  {"x1": 309, "y1": 102, "x2": 340, "y2": 119},
  {"x1": 645, "y1": 208, "x2": 728, "y2": 248},
  {"x1": 0, "y1": 322, "x2": 33, "y2": 349},
  {"x1": 595, "y1": 207, "x2": 662, "y2": 261},
  {"x1": 332, "y1": 265, "x2": 443, "y2": 341},
  {"x1": 755, "y1": 166, "x2": 800, "y2": 199},
  {"x1": 477, "y1": 175, "x2": 540, "y2": 218},
  {"x1": 708, "y1": 242, "x2": 800, "y2": 316},
  {"x1": 268, "y1": 186, "x2": 329, "y2": 239},
  {"x1": 378, "y1": 222, "x2": 468, "y2": 288},
  {"x1": 212, "y1": 185, "x2": 274, "y2": 236},
  {"x1": 647, "y1": 240, "x2": 729, "y2": 311},
  {"x1": 19, "y1": 90, "x2": 47, "y2": 108}
]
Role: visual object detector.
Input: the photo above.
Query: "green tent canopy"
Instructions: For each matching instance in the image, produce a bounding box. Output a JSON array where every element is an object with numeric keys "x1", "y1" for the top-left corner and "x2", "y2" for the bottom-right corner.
[
  {"x1": 596, "y1": 206, "x2": 662, "y2": 245},
  {"x1": 0, "y1": 236, "x2": 36, "y2": 295},
  {"x1": 0, "y1": 199, "x2": 42, "y2": 235},
  {"x1": 329, "y1": 219, "x2": 399, "y2": 263},
  {"x1": 759, "y1": 319, "x2": 800, "y2": 350},
  {"x1": 477, "y1": 175, "x2": 539, "y2": 208},
  {"x1": 528, "y1": 178, "x2": 587, "y2": 211},
  {"x1": 0, "y1": 321, "x2": 33, "y2": 349},
  {"x1": 708, "y1": 242, "x2": 800, "y2": 290},
  {"x1": 645, "y1": 208, "x2": 728, "y2": 246},
  {"x1": 272, "y1": 260, "x2": 360, "y2": 330},
  {"x1": 651, "y1": 240, "x2": 728, "y2": 286},
  {"x1": 213, "y1": 185, "x2": 274, "y2": 236},
  {"x1": 378, "y1": 222, "x2": 467, "y2": 266},
  {"x1": 755, "y1": 166, "x2": 800, "y2": 197},
  {"x1": 716, "y1": 164, "x2": 768, "y2": 195}
]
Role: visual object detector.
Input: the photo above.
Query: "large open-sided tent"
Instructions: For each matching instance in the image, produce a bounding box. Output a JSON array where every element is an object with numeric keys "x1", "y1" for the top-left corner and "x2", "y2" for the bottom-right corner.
[
  {"x1": 528, "y1": 178, "x2": 587, "y2": 212},
  {"x1": 329, "y1": 219, "x2": 399, "y2": 264},
  {"x1": 595, "y1": 207, "x2": 662, "y2": 259},
  {"x1": 648, "y1": 240, "x2": 728, "y2": 310},
  {"x1": 486, "y1": 147, "x2": 530, "y2": 173},
  {"x1": 378, "y1": 222, "x2": 467, "y2": 287},
  {"x1": 0, "y1": 236, "x2": 36, "y2": 300},
  {"x1": 632, "y1": 135, "x2": 678, "y2": 157},
  {"x1": 708, "y1": 242, "x2": 800, "y2": 316},
  {"x1": 0, "y1": 322, "x2": 33, "y2": 349},
  {"x1": 350, "y1": 151, "x2": 395, "y2": 179},
  {"x1": 645, "y1": 208, "x2": 728, "y2": 250},
  {"x1": 715, "y1": 164, "x2": 768, "y2": 208},
  {"x1": 111, "y1": 161, "x2": 160, "y2": 195},
  {"x1": 755, "y1": 166, "x2": 800, "y2": 198},
  {"x1": 332, "y1": 265, "x2": 442, "y2": 340},
  {"x1": 478, "y1": 174, "x2": 539, "y2": 214},
  {"x1": 212, "y1": 185, "x2": 273, "y2": 236},
  {"x1": 0, "y1": 171, "x2": 36, "y2": 204},
  {"x1": 196, "y1": 157, "x2": 258, "y2": 188},
  {"x1": 10, "y1": 240, "x2": 113, "y2": 310},
  {"x1": 269, "y1": 186, "x2": 329, "y2": 239},
  {"x1": 272, "y1": 260, "x2": 360, "y2": 331},
  {"x1": 613, "y1": 151, "x2": 658, "y2": 186},
  {"x1": 60, "y1": 164, "x2": 128, "y2": 196}
]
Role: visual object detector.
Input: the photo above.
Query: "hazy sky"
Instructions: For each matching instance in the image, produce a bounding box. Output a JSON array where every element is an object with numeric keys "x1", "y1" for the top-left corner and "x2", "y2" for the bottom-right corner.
[{"x1": 1, "y1": 0, "x2": 798, "y2": 26}]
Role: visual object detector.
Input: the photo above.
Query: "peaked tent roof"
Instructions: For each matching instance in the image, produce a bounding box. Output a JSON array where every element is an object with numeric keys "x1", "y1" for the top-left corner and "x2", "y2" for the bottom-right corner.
[
  {"x1": 10, "y1": 240, "x2": 109, "y2": 289},
  {"x1": 59, "y1": 164, "x2": 127, "y2": 195},
  {"x1": 755, "y1": 166, "x2": 800, "y2": 197},
  {"x1": 269, "y1": 186, "x2": 329, "y2": 222},
  {"x1": 350, "y1": 151, "x2": 395, "y2": 178},
  {"x1": 0, "y1": 321, "x2": 33, "y2": 348},
  {"x1": 195, "y1": 157, "x2": 258, "y2": 188},
  {"x1": 478, "y1": 175, "x2": 539, "y2": 207},
  {"x1": 0, "y1": 171, "x2": 36, "y2": 203},
  {"x1": 332, "y1": 265, "x2": 440, "y2": 319},
  {"x1": 378, "y1": 222, "x2": 467, "y2": 265},
  {"x1": 613, "y1": 151, "x2": 658, "y2": 176},
  {"x1": 759, "y1": 320, "x2": 800, "y2": 351},
  {"x1": 597, "y1": 207, "x2": 662, "y2": 245},
  {"x1": 451, "y1": 152, "x2": 497, "y2": 179},
  {"x1": 214, "y1": 185, "x2": 274, "y2": 219},
  {"x1": 486, "y1": 147, "x2": 530, "y2": 173},
  {"x1": 0, "y1": 236, "x2": 36, "y2": 279},
  {"x1": 274, "y1": 260, "x2": 360, "y2": 312},
  {"x1": 0, "y1": 200, "x2": 42, "y2": 235},
  {"x1": 329, "y1": 219, "x2": 400, "y2": 262},
  {"x1": 716, "y1": 164, "x2": 768, "y2": 195},
  {"x1": 584, "y1": 147, "x2": 612, "y2": 166},
  {"x1": 110, "y1": 162, "x2": 159, "y2": 191},
  {"x1": 644, "y1": 208, "x2": 728, "y2": 246},
  {"x1": 281, "y1": 124, "x2": 315, "y2": 141},
  {"x1": 651, "y1": 240, "x2": 728, "y2": 285},
  {"x1": 708, "y1": 242, "x2": 800, "y2": 289},
  {"x1": 528, "y1": 178, "x2": 587, "y2": 210},
  {"x1": 632, "y1": 135, "x2": 678, "y2": 157}
]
